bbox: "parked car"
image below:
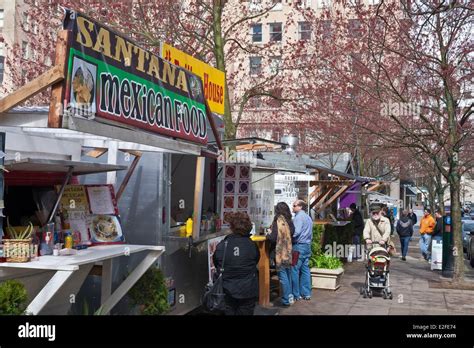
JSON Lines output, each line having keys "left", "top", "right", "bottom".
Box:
{"left": 462, "top": 216, "right": 473, "bottom": 221}
{"left": 462, "top": 221, "right": 474, "bottom": 252}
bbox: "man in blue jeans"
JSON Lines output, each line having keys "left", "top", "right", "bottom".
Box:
{"left": 291, "top": 200, "right": 313, "bottom": 301}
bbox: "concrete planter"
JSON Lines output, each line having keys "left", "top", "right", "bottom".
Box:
{"left": 310, "top": 267, "right": 344, "bottom": 290}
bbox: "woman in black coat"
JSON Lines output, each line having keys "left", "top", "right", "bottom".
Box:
{"left": 396, "top": 210, "right": 414, "bottom": 261}
{"left": 213, "top": 212, "right": 260, "bottom": 315}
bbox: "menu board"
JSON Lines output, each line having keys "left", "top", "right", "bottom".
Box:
{"left": 58, "top": 184, "right": 123, "bottom": 245}
{"left": 221, "top": 164, "right": 251, "bottom": 225}
{"left": 86, "top": 185, "right": 118, "bottom": 215}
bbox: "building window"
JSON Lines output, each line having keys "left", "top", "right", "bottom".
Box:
{"left": 22, "top": 41, "right": 30, "bottom": 59}
{"left": 347, "top": 0, "right": 361, "bottom": 6}
{"left": 269, "top": 56, "right": 281, "bottom": 74}
{"left": 298, "top": 21, "right": 311, "bottom": 40}
{"left": 348, "top": 19, "right": 362, "bottom": 37}
{"left": 251, "top": 24, "right": 262, "bottom": 43}
{"left": 0, "top": 10, "right": 4, "bottom": 31}
{"left": 0, "top": 42, "right": 4, "bottom": 85}
{"left": 271, "top": 0, "right": 282, "bottom": 11}
{"left": 249, "top": 0, "right": 262, "bottom": 12}
{"left": 317, "top": 0, "right": 332, "bottom": 9}
{"left": 23, "top": 12, "right": 30, "bottom": 32}
{"left": 269, "top": 22, "right": 282, "bottom": 42}
{"left": 297, "top": 0, "right": 312, "bottom": 9}
{"left": 321, "top": 20, "right": 332, "bottom": 39}
{"left": 250, "top": 56, "right": 262, "bottom": 75}
{"left": 368, "top": 0, "right": 381, "bottom": 5}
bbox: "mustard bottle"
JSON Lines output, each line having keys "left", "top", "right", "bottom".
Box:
{"left": 185, "top": 217, "right": 193, "bottom": 237}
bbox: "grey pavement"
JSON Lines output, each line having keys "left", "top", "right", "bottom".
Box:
{"left": 273, "top": 230, "right": 474, "bottom": 315}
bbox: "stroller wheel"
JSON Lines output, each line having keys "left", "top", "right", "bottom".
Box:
{"left": 382, "top": 291, "right": 387, "bottom": 299}
{"left": 368, "top": 290, "right": 373, "bottom": 298}
{"left": 388, "top": 293, "right": 393, "bottom": 300}
{"left": 362, "top": 289, "right": 367, "bottom": 298}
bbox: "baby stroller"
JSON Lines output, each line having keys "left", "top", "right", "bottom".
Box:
{"left": 360, "top": 242, "right": 393, "bottom": 299}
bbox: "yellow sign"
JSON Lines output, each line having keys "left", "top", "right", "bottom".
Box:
{"left": 161, "top": 43, "right": 226, "bottom": 115}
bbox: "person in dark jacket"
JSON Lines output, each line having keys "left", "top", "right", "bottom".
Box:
{"left": 213, "top": 212, "right": 259, "bottom": 315}
{"left": 268, "top": 202, "right": 295, "bottom": 306}
{"left": 427, "top": 210, "right": 443, "bottom": 262}
{"left": 408, "top": 209, "right": 418, "bottom": 226}
{"left": 350, "top": 203, "right": 364, "bottom": 260}
{"left": 396, "top": 209, "right": 414, "bottom": 261}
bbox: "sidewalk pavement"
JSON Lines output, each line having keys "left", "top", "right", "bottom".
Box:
{"left": 274, "top": 234, "right": 474, "bottom": 315}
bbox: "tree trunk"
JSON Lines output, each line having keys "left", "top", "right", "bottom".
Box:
{"left": 212, "top": 1, "right": 235, "bottom": 140}
{"left": 450, "top": 160, "right": 464, "bottom": 283}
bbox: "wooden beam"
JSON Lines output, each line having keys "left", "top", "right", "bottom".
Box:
{"left": 367, "top": 182, "right": 386, "bottom": 192}
{"left": 116, "top": 152, "right": 142, "bottom": 201}
{"left": 310, "top": 187, "right": 334, "bottom": 209}
{"left": 316, "top": 182, "right": 354, "bottom": 213}
{"left": 0, "top": 66, "right": 65, "bottom": 114}
{"left": 310, "top": 180, "right": 354, "bottom": 186}
{"left": 48, "top": 30, "right": 71, "bottom": 128}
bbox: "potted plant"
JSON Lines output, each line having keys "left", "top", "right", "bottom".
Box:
{"left": 310, "top": 254, "right": 344, "bottom": 291}
{"left": 127, "top": 268, "right": 170, "bottom": 315}
{"left": 0, "top": 280, "right": 29, "bottom": 315}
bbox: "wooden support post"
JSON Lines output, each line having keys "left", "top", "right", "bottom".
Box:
{"left": 48, "top": 30, "right": 71, "bottom": 128}
{"left": 192, "top": 156, "right": 205, "bottom": 239}
{"left": 256, "top": 239, "right": 270, "bottom": 307}
{"left": 0, "top": 66, "right": 65, "bottom": 114}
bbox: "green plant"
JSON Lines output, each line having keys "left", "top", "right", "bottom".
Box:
{"left": 309, "top": 224, "right": 324, "bottom": 268}
{"left": 0, "top": 280, "right": 28, "bottom": 315}
{"left": 6, "top": 219, "right": 34, "bottom": 240}
{"left": 128, "top": 268, "right": 169, "bottom": 315}
{"left": 313, "top": 254, "right": 343, "bottom": 270}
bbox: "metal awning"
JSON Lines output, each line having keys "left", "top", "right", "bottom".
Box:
{"left": 306, "top": 164, "right": 374, "bottom": 183}
{"left": 5, "top": 158, "right": 127, "bottom": 175}
{"left": 405, "top": 186, "right": 418, "bottom": 196}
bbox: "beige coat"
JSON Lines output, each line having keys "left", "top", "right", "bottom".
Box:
{"left": 363, "top": 216, "right": 391, "bottom": 243}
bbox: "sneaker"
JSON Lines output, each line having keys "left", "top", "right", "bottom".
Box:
{"left": 401, "top": 257, "right": 406, "bottom": 261}
{"left": 303, "top": 296, "right": 311, "bottom": 301}
{"left": 288, "top": 295, "right": 295, "bottom": 305}
{"left": 294, "top": 296, "right": 303, "bottom": 301}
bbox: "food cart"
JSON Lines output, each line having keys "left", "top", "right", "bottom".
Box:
{"left": 0, "top": 9, "right": 226, "bottom": 315}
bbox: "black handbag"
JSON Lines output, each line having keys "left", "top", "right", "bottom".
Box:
{"left": 202, "top": 240, "right": 228, "bottom": 313}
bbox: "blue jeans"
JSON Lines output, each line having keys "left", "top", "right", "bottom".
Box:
{"left": 277, "top": 267, "right": 293, "bottom": 305}
{"left": 291, "top": 243, "right": 312, "bottom": 299}
{"left": 352, "top": 235, "right": 361, "bottom": 259}
{"left": 400, "top": 236, "right": 410, "bottom": 257}
{"left": 419, "top": 234, "right": 432, "bottom": 259}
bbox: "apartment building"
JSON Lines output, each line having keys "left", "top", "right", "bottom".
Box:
{"left": 0, "top": 0, "right": 56, "bottom": 99}
{"left": 226, "top": 0, "right": 383, "bottom": 145}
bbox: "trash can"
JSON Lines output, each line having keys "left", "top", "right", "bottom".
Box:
{"left": 442, "top": 215, "right": 454, "bottom": 277}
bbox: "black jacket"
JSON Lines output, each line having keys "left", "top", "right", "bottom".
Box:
{"left": 433, "top": 217, "right": 443, "bottom": 237}
{"left": 396, "top": 217, "right": 414, "bottom": 237}
{"left": 213, "top": 233, "right": 260, "bottom": 299}
{"left": 351, "top": 209, "right": 364, "bottom": 236}
{"left": 409, "top": 213, "right": 417, "bottom": 225}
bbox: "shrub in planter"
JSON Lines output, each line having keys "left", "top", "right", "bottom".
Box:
{"left": 0, "top": 280, "right": 28, "bottom": 315}
{"left": 309, "top": 224, "right": 324, "bottom": 268}
{"left": 128, "top": 268, "right": 169, "bottom": 315}
{"left": 311, "top": 254, "right": 344, "bottom": 290}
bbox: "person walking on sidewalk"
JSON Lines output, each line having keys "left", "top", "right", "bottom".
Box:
{"left": 350, "top": 203, "right": 364, "bottom": 260}
{"left": 363, "top": 205, "right": 391, "bottom": 246}
{"left": 268, "top": 202, "right": 294, "bottom": 307}
{"left": 408, "top": 209, "right": 418, "bottom": 226}
{"left": 427, "top": 210, "right": 443, "bottom": 262}
{"left": 291, "top": 200, "right": 313, "bottom": 301}
{"left": 396, "top": 210, "right": 414, "bottom": 261}
{"left": 419, "top": 209, "right": 436, "bottom": 261}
